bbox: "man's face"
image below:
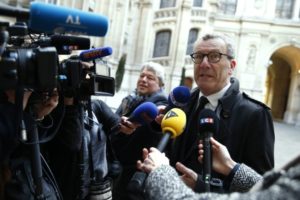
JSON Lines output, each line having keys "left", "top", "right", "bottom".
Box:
{"left": 193, "top": 38, "right": 236, "bottom": 96}
{"left": 137, "top": 68, "right": 161, "bottom": 96}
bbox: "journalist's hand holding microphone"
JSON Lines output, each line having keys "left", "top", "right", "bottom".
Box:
{"left": 198, "top": 137, "right": 237, "bottom": 176}
{"left": 119, "top": 116, "right": 140, "bottom": 135}
{"left": 138, "top": 137, "right": 239, "bottom": 190}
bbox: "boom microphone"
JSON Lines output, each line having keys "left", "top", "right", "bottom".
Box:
{"left": 111, "top": 102, "right": 158, "bottom": 132}
{"left": 0, "top": 2, "right": 109, "bottom": 37}
{"left": 79, "top": 47, "right": 113, "bottom": 62}
{"left": 127, "top": 108, "right": 186, "bottom": 193}
{"left": 198, "top": 109, "right": 219, "bottom": 192}
{"left": 164, "top": 86, "right": 190, "bottom": 113}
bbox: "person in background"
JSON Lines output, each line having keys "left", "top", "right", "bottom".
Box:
{"left": 136, "top": 138, "right": 300, "bottom": 200}
{"left": 111, "top": 62, "right": 168, "bottom": 200}
{"left": 165, "top": 33, "right": 274, "bottom": 192}
{"left": 183, "top": 76, "right": 194, "bottom": 90}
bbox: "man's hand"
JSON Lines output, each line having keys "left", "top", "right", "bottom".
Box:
{"left": 175, "top": 162, "right": 198, "bottom": 189}
{"left": 119, "top": 116, "right": 140, "bottom": 135}
{"left": 137, "top": 147, "right": 169, "bottom": 173}
{"left": 198, "top": 137, "right": 236, "bottom": 176}
{"left": 35, "top": 91, "right": 59, "bottom": 120}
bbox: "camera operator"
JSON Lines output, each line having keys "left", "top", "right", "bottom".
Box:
{"left": 45, "top": 61, "right": 138, "bottom": 200}
{"left": 0, "top": 88, "right": 60, "bottom": 200}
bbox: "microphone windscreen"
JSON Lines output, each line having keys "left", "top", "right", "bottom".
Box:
{"left": 130, "top": 102, "right": 158, "bottom": 125}
{"left": 168, "top": 86, "right": 191, "bottom": 107}
{"left": 79, "top": 47, "right": 113, "bottom": 61}
{"left": 161, "top": 108, "right": 186, "bottom": 138}
{"left": 28, "top": 2, "right": 108, "bottom": 37}
{"left": 198, "top": 109, "right": 219, "bottom": 134}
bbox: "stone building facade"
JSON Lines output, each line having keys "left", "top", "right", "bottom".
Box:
{"left": 1, "top": 0, "right": 300, "bottom": 125}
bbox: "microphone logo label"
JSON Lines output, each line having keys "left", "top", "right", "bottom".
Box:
{"left": 200, "top": 118, "right": 214, "bottom": 124}
{"left": 165, "top": 110, "right": 178, "bottom": 119}
{"left": 66, "top": 15, "right": 81, "bottom": 25}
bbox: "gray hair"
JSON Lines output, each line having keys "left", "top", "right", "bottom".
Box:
{"left": 141, "top": 62, "right": 165, "bottom": 87}
{"left": 193, "top": 33, "right": 235, "bottom": 58}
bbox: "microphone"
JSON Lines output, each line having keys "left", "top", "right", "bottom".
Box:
{"left": 111, "top": 102, "right": 158, "bottom": 133}
{"left": 79, "top": 47, "right": 113, "bottom": 62}
{"left": 157, "top": 108, "right": 186, "bottom": 151}
{"left": 198, "top": 109, "right": 219, "bottom": 192}
{"left": 164, "top": 86, "right": 190, "bottom": 113}
{"left": 0, "top": 2, "right": 108, "bottom": 37}
{"left": 127, "top": 108, "right": 186, "bottom": 193}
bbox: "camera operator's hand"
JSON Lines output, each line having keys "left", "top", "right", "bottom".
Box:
{"left": 4, "top": 89, "right": 32, "bottom": 109}
{"left": 118, "top": 116, "right": 140, "bottom": 135}
{"left": 34, "top": 90, "right": 59, "bottom": 121}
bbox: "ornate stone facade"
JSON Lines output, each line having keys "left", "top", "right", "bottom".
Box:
{"left": 1, "top": 0, "right": 300, "bottom": 125}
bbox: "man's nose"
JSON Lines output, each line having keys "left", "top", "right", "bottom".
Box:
{"left": 199, "top": 56, "right": 210, "bottom": 67}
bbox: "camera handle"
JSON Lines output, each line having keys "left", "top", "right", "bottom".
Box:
{"left": 0, "top": 30, "right": 9, "bottom": 56}
{"left": 29, "top": 119, "right": 46, "bottom": 199}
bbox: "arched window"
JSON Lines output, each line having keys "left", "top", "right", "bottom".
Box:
{"left": 186, "top": 29, "right": 198, "bottom": 55}
{"left": 153, "top": 31, "right": 171, "bottom": 57}
{"left": 275, "top": 0, "right": 294, "bottom": 19}
{"left": 218, "top": 0, "right": 237, "bottom": 15}
{"left": 160, "top": 0, "right": 176, "bottom": 9}
{"left": 193, "top": 0, "right": 203, "bottom": 7}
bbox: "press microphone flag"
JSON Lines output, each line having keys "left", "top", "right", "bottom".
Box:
{"left": 79, "top": 47, "right": 113, "bottom": 62}
{"left": 198, "top": 109, "right": 219, "bottom": 192}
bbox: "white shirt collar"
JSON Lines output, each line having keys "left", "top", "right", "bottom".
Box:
{"left": 199, "top": 82, "right": 231, "bottom": 110}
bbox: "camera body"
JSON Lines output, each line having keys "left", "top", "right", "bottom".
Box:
{"left": 0, "top": 46, "right": 58, "bottom": 92}
{"left": 0, "top": 21, "right": 114, "bottom": 98}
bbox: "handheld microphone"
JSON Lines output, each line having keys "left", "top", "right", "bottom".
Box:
{"left": 157, "top": 108, "right": 186, "bottom": 151}
{"left": 111, "top": 102, "right": 158, "bottom": 133}
{"left": 198, "top": 109, "right": 219, "bottom": 192}
{"left": 79, "top": 47, "right": 113, "bottom": 62}
{"left": 127, "top": 108, "right": 186, "bottom": 193}
{"left": 164, "top": 86, "right": 190, "bottom": 113}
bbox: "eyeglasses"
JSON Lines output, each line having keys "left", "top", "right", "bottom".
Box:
{"left": 190, "top": 52, "right": 233, "bottom": 64}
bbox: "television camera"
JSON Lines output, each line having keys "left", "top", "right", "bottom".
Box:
{"left": 0, "top": 2, "right": 114, "bottom": 99}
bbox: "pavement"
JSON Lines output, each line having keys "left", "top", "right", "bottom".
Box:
{"left": 273, "top": 121, "right": 300, "bottom": 169}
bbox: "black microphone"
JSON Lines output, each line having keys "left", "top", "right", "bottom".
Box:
{"left": 198, "top": 109, "right": 219, "bottom": 192}
{"left": 127, "top": 108, "right": 187, "bottom": 193}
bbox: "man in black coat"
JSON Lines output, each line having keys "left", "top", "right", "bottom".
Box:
{"left": 111, "top": 62, "right": 168, "bottom": 200}
{"left": 167, "top": 33, "right": 274, "bottom": 193}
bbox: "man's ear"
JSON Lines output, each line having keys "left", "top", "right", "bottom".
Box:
{"left": 229, "top": 59, "right": 236, "bottom": 75}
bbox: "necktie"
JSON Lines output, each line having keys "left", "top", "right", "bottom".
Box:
{"left": 198, "top": 96, "right": 209, "bottom": 111}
